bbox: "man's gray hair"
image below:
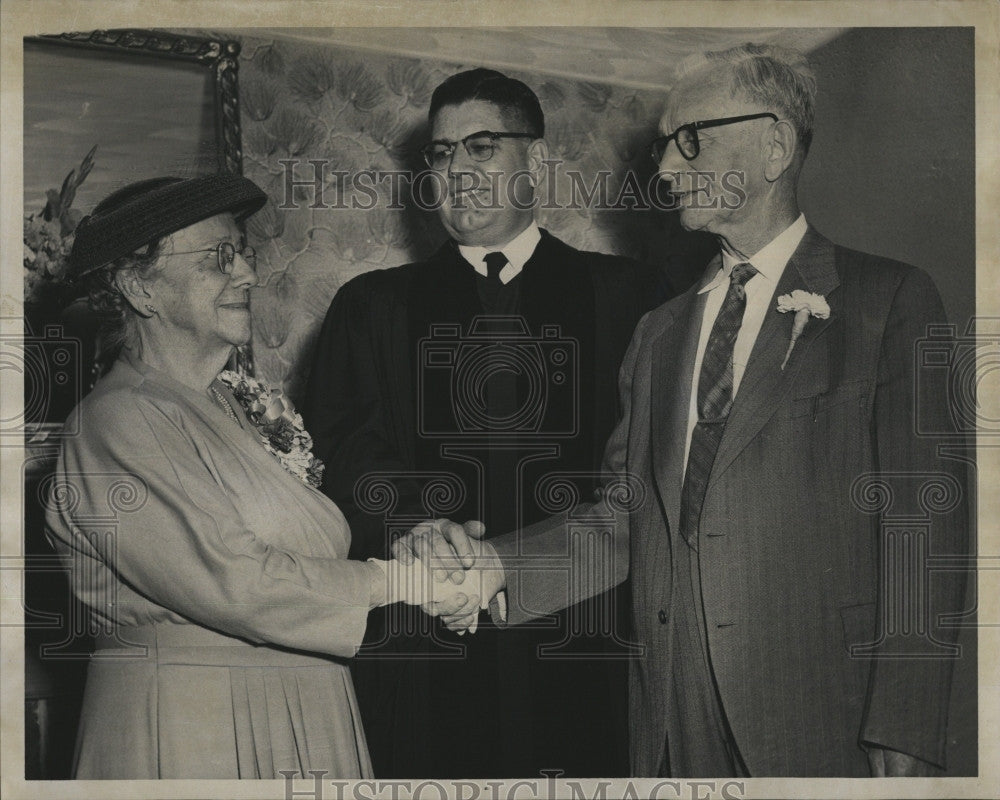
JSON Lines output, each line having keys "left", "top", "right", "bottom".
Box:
{"left": 677, "top": 42, "right": 817, "bottom": 154}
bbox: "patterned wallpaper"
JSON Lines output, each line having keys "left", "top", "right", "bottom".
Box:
{"left": 232, "top": 34, "right": 707, "bottom": 400}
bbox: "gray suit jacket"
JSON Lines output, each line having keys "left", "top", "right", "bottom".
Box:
{"left": 490, "top": 227, "right": 969, "bottom": 776}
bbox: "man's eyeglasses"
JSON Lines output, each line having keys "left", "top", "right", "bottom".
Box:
{"left": 421, "top": 130, "right": 537, "bottom": 170}
{"left": 649, "top": 112, "right": 778, "bottom": 162}
{"left": 164, "top": 242, "right": 257, "bottom": 275}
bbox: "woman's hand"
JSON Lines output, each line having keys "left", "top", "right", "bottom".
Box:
{"left": 374, "top": 555, "right": 504, "bottom": 635}
{"left": 378, "top": 556, "right": 480, "bottom": 615}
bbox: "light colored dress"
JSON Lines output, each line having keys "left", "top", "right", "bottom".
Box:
{"left": 44, "top": 354, "right": 378, "bottom": 779}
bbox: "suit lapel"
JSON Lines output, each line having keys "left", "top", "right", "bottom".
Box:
{"left": 708, "top": 227, "right": 841, "bottom": 488}
{"left": 651, "top": 260, "right": 716, "bottom": 535}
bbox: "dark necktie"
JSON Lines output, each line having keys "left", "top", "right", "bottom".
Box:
{"left": 484, "top": 251, "right": 508, "bottom": 283}
{"left": 679, "top": 261, "right": 758, "bottom": 547}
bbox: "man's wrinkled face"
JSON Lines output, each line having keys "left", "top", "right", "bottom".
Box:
{"left": 656, "top": 72, "right": 773, "bottom": 239}
{"left": 428, "top": 100, "right": 538, "bottom": 247}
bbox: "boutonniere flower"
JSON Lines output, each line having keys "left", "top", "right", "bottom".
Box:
{"left": 775, "top": 290, "right": 831, "bottom": 370}
{"left": 217, "top": 370, "right": 325, "bottom": 488}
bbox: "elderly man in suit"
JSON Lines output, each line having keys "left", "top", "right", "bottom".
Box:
{"left": 407, "top": 43, "right": 969, "bottom": 777}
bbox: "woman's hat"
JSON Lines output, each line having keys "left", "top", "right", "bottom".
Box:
{"left": 69, "top": 174, "right": 268, "bottom": 278}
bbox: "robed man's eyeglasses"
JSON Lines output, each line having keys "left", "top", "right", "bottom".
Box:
{"left": 421, "top": 130, "right": 537, "bottom": 170}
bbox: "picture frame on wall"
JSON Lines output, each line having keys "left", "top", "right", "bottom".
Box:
{"left": 22, "top": 28, "right": 250, "bottom": 430}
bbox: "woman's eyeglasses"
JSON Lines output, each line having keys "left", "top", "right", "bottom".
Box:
{"left": 163, "top": 242, "right": 257, "bottom": 274}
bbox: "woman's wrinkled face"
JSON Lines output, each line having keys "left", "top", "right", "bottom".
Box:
{"left": 148, "top": 213, "right": 257, "bottom": 350}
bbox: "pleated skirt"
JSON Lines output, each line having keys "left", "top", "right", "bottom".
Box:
{"left": 72, "top": 622, "right": 374, "bottom": 779}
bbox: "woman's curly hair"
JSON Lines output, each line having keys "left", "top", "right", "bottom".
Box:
{"left": 81, "top": 238, "right": 164, "bottom": 355}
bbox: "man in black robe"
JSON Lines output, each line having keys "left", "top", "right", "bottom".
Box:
{"left": 303, "top": 68, "right": 669, "bottom": 778}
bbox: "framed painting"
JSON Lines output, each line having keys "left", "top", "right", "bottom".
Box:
{"left": 21, "top": 28, "right": 250, "bottom": 430}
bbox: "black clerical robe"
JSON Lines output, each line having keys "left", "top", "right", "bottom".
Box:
{"left": 303, "top": 229, "right": 669, "bottom": 778}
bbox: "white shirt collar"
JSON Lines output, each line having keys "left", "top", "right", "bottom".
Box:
{"left": 700, "top": 213, "right": 808, "bottom": 293}
{"left": 458, "top": 222, "right": 542, "bottom": 285}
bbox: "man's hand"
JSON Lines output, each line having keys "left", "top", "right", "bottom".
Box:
{"left": 436, "top": 541, "right": 507, "bottom": 633}
{"left": 866, "top": 746, "right": 941, "bottom": 777}
{"left": 391, "top": 519, "right": 486, "bottom": 584}
{"left": 428, "top": 566, "right": 488, "bottom": 635}
{"left": 423, "top": 584, "right": 482, "bottom": 631}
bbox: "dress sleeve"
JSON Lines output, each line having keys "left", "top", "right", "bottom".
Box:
{"left": 49, "top": 388, "right": 383, "bottom": 659}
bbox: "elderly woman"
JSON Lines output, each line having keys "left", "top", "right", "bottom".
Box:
{"left": 44, "top": 175, "right": 481, "bottom": 779}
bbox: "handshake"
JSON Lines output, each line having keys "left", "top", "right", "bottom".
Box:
{"left": 372, "top": 519, "right": 505, "bottom": 634}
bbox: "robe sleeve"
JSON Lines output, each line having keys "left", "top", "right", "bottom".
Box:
{"left": 47, "top": 387, "right": 384, "bottom": 659}
{"left": 302, "top": 275, "right": 425, "bottom": 559}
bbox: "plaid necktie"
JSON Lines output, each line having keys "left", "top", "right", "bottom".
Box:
{"left": 679, "top": 261, "right": 757, "bottom": 547}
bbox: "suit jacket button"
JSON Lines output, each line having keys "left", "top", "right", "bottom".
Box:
{"left": 658, "top": 609, "right": 667, "bottom": 624}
